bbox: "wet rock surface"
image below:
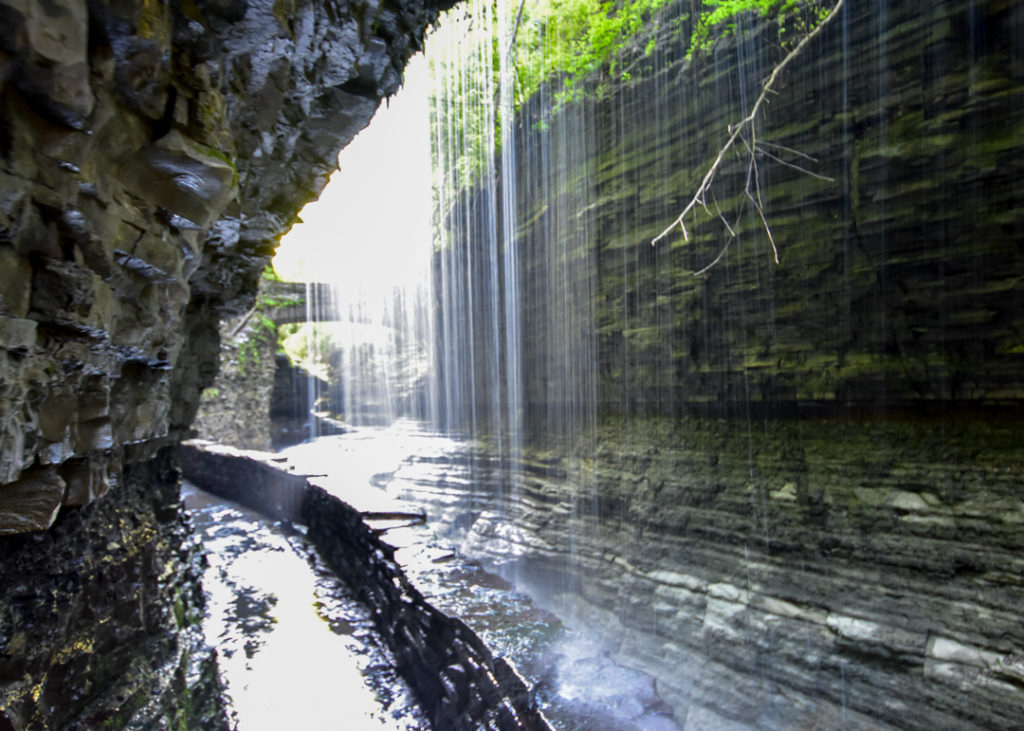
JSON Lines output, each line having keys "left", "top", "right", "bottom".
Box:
{"left": 0, "top": 0, "right": 452, "bottom": 528}
{"left": 392, "top": 417, "right": 1024, "bottom": 730}
{"left": 0, "top": 0, "right": 454, "bottom": 724}
{"left": 178, "top": 440, "right": 553, "bottom": 731}
{"left": 183, "top": 481, "right": 428, "bottom": 730}
{"left": 276, "top": 424, "right": 684, "bottom": 731}
{"left": 0, "top": 449, "right": 227, "bottom": 730}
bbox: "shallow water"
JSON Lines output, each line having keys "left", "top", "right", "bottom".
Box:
{"left": 277, "top": 421, "right": 680, "bottom": 731}
{"left": 182, "top": 482, "right": 427, "bottom": 730}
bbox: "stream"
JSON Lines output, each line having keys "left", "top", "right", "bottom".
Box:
{"left": 186, "top": 420, "right": 680, "bottom": 730}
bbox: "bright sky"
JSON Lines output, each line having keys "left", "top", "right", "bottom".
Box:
{"left": 273, "top": 54, "right": 433, "bottom": 294}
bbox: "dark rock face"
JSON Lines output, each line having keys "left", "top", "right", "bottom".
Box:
{"left": 431, "top": 1, "right": 1024, "bottom": 728}
{"left": 0, "top": 448, "right": 227, "bottom": 730}
{"left": 268, "top": 352, "right": 316, "bottom": 447}
{"left": 0, "top": 0, "right": 452, "bottom": 724}
{"left": 0, "top": 0, "right": 450, "bottom": 527}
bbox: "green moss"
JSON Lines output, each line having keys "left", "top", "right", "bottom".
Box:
{"left": 688, "top": 0, "right": 834, "bottom": 59}
{"left": 172, "top": 596, "right": 186, "bottom": 629}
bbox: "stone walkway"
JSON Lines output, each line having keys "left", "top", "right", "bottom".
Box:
{"left": 183, "top": 482, "right": 427, "bottom": 730}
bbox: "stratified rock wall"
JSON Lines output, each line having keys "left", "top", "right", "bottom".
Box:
{"left": 399, "top": 415, "right": 1024, "bottom": 730}
{"left": 431, "top": 1, "right": 1024, "bottom": 729}
{"left": 0, "top": 0, "right": 452, "bottom": 725}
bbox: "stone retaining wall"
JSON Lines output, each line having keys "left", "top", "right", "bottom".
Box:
{"left": 177, "top": 442, "right": 552, "bottom": 731}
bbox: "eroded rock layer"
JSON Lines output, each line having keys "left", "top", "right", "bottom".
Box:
{"left": 395, "top": 417, "right": 1024, "bottom": 729}
{"left": 0, "top": 0, "right": 451, "bottom": 725}
{"left": 429, "top": 0, "right": 1024, "bottom": 728}
{"left": 0, "top": 449, "right": 226, "bottom": 729}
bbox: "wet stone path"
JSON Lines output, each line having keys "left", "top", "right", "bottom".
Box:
{"left": 278, "top": 425, "right": 681, "bottom": 731}
{"left": 182, "top": 423, "right": 680, "bottom": 730}
{"left": 182, "top": 481, "right": 427, "bottom": 731}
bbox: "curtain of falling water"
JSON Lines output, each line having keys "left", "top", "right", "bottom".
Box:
{"left": 497, "top": 0, "right": 523, "bottom": 482}
{"left": 283, "top": 58, "right": 435, "bottom": 434}
{"left": 304, "top": 279, "right": 320, "bottom": 438}
{"left": 428, "top": 1, "right": 519, "bottom": 457}
{"left": 427, "top": 0, "right": 601, "bottom": 617}
{"left": 427, "top": 0, "right": 519, "bottom": 556}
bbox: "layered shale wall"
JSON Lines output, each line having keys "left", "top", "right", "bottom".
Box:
{"left": 433, "top": 1, "right": 1024, "bottom": 728}
{"left": 0, "top": 0, "right": 451, "bottom": 726}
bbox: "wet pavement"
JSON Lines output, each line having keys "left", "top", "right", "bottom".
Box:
{"left": 183, "top": 482, "right": 427, "bottom": 730}
{"left": 183, "top": 421, "right": 680, "bottom": 730}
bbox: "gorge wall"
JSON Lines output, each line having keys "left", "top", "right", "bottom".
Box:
{"left": 0, "top": 0, "right": 451, "bottom": 726}
{"left": 430, "top": 1, "right": 1024, "bottom": 728}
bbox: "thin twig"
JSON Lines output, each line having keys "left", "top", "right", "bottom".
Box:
{"left": 229, "top": 304, "right": 259, "bottom": 338}
{"left": 508, "top": 0, "right": 527, "bottom": 55}
{"left": 759, "top": 140, "right": 820, "bottom": 162}
{"left": 650, "top": 0, "right": 845, "bottom": 250}
{"left": 751, "top": 126, "right": 765, "bottom": 211}
{"left": 712, "top": 190, "right": 736, "bottom": 237}
{"left": 757, "top": 147, "right": 835, "bottom": 182}
{"left": 756, "top": 202, "right": 779, "bottom": 263}
{"left": 697, "top": 193, "right": 750, "bottom": 275}
{"left": 693, "top": 239, "right": 734, "bottom": 276}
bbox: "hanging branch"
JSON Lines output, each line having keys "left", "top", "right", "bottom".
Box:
{"left": 651, "top": 0, "right": 846, "bottom": 274}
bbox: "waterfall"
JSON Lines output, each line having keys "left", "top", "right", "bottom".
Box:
{"left": 277, "top": 58, "right": 435, "bottom": 434}
{"left": 426, "top": 0, "right": 603, "bottom": 614}
{"left": 273, "top": 2, "right": 1024, "bottom": 727}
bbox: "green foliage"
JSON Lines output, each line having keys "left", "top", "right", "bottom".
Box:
{"left": 430, "top": 0, "right": 676, "bottom": 195}
{"left": 514, "top": 0, "right": 673, "bottom": 105}
{"left": 510, "top": 0, "right": 834, "bottom": 102}
{"left": 687, "top": 0, "right": 833, "bottom": 58}
{"left": 260, "top": 294, "right": 305, "bottom": 309}
{"left": 278, "top": 322, "right": 341, "bottom": 381}
{"left": 431, "top": 0, "right": 833, "bottom": 192}
{"left": 235, "top": 300, "right": 281, "bottom": 376}
{"left": 237, "top": 318, "right": 275, "bottom": 375}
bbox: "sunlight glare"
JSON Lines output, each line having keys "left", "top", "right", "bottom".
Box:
{"left": 273, "top": 54, "right": 432, "bottom": 292}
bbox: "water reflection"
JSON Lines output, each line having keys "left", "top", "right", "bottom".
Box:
{"left": 183, "top": 483, "right": 426, "bottom": 730}
{"left": 277, "top": 421, "right": 680, "bottom": 730}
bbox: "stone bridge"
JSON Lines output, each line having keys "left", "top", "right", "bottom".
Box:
{"left": 262, "top": 281, "right": 340, "bottom": 324}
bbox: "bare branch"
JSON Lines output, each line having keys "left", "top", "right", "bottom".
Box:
{"left": 508, "top": 0, "right": 528, "bottom": 54}
{"left": 755, "top": 201, "right": 779, "bottom": 264}
{"left": 757, "top": 146, "right": 836, "bottom": 182}
{"left": 758, "top": 140, "right": 820, "bottom": 162}
{"left": 651, "top": 0, "right": 846, "bottom": 268}
{"left": 693, "top": 238, "right": 734, "bottom": 277}
{"left": 712, "top": 191, "right": 736, "bottom": 238}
